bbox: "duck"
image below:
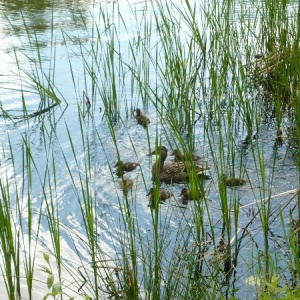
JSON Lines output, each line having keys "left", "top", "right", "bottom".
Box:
{"left": 148, "top": 146, "right": 210, "bottom": 184}
{"left": 221, "top": 174, "right": 247, "bottom": 187}
{"left": 114, "top": 160, "right": 140, "bottom": 175}
{"left": 179, "top": 187, "right": 204, "bottom": 201}
{"left": 171, "top": 149, "right": 202, "bottom": 162}
{"left": 134, "top": 108, "right": 150, "bottom": 127}
{"left": 119, "top": 178, "right": 133, "bottom": 190}
{"left": 147, "top": 187, "right": 171, "bottom": 208}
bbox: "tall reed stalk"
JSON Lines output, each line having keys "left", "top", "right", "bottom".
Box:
{"left": 2, "top": 0, "right": 300, "bottom": 299}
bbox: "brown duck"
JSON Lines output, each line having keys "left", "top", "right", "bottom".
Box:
{"left": 148, "top": 146, "right": 209, "bottom": 184}
{"left": 221, "top": 174, "right": 247, "bottom": 187}
{"left": 171, "top": 149, "right": 202, "bottom": 162}
{"left": 147, "top": 187, "right": 171, "bottom": 208}
{"left": 179, "top": 187, "right": 204, "bottom": 201}
{"left": 134, "top": 108, "right": 150, "bottom": 127}
{"left": 114, "top": 160, "right": 140, "bottom": 176}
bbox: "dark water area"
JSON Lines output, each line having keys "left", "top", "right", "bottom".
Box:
{"left": 0, "top": 0, "right": 299, "bottom": 298}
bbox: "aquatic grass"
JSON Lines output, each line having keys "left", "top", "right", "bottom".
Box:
{"left": 3, "top": 0, "right": 300, "bottom": 299}
{"left": 200, "top": 0, "right": 287, "bottom": 294}
{"left": 0, "top": 15, "right": 62, "bottom": 134}
{"left": 0, "top": 177, "right": 20, "bottom": 300}
{"left": 0, "top": 118, "right": 64, "bottom": 299}
{"left": 252, "top": 0, "right": 300, "bottom": 285}
{"left": 149, "top": 5, "right": 235, "bottom": 298}
{"left": 19, "top": 135, "right": 41, "bottom": 300}
{"left": 111, "top": 0, "right": 274, "bottom": 296}
{"left": 14, "top": 12, "right": 62, "bottom": 105}
{"left": 63, "top": 111, "right": 103, "bottom": 298}
{"left": 150, "top": 1, "right": 202, "bottom": 138}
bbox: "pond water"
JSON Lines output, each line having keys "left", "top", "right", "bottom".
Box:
{"left": 0, "top": 0, "right": 299, "bottom": 299}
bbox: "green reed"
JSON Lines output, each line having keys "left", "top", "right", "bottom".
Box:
{"left": 0, "top": 177, "right": 19, "bottom": 300}
{"left": 3, "top": 0, "right": 300, "bottom": 299}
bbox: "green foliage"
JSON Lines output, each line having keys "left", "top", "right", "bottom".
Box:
{"left": 40, "top": 252, "right": 90, "bottom": 300}
{"left": 255, "top": 275, "right": 300, "bottom": 300}
{"left": 2, "top": 0, "right": 300, "bottom": 299}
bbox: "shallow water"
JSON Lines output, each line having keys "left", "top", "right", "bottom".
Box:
{"left": 0, "top": 0, "right": 299, "bottom": 299}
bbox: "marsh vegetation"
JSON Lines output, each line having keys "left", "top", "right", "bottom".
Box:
{"left": 0, "top": 0, "right": 300, "bottom": 299}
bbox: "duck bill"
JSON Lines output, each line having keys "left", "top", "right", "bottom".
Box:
{"left": 146, "top": 150, "right": 156, "bottom": 156}
{"left": 147, "top": 147, "right": 167, "bottom": 156}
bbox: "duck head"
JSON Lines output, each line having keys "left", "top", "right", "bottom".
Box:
{"left": 148, "top": 146, "right": 168, "bottom": 177}
{"left": 147, "top": 146, "right": 168, "bottom": 156}
{"left": 134, "top": 108, "right": 141, "bottom": 116}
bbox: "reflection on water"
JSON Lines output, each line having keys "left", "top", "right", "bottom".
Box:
{"left": 0, "top": 0, "right": 92, "bottom": 35}
{"left": 0, "top": 0, "right": 92, "bottom": 11}
{"left": 1, "top": 0, "right": 55, "bottom": 11}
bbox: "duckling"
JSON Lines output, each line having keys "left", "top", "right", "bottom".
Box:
{"left": 134, "top": 108, "right": 150, "bottom": 127}
{"left": 119, "top": 178, "right": 133, "bottom": 190}
{"left": 275, "top": 128, "right": 284, "bottom": 146}
{"left": 221, "top": 174, "right": 247, "bottom": 187}
{"left": 114, "top": 160, "right": 140, "bottom": 176}
{"left": 171, "top": 149, "right": 202, "bottom": 162}
{"left": 149, "top": 146, "right": 209, "bottom": 184}
{"left": 147, "top": 187, "right": 171, "bottom": 208}
{"left": 179, "top": 187, "right": 204, "bottom": 201}
{"left": 254, "top": 54, "right": 263, "bottom": 59}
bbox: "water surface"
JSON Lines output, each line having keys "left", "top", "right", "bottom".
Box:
{"left": 0, "top": 0, "right": 299, "bottom": 299}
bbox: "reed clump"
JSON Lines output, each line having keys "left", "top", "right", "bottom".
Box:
{"left": 3, "top": 0, "right": 300, "bottom": 299}
{"left": 251, "top": 46, "right": 300, "bottom": 103}
{"left": 248, "top": 40, "right": 300, "bottom": 150}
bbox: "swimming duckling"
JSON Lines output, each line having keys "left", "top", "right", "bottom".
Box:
{"left": 147, "top": 187, "right": 172, "bottom": 201}
{"left": 275, "top": 128, "right": 284, "bottom": 146}
{"left": 114, "top": 160, "right": 140, "bottom": 176}
{"left": 221, "top": 174, "right": 247, "bottom": 187}
{"left": 254, "top": 54, "right": 263, "bottom": 59}
{"left": 179, "top": 187, "right": 204, "bottom": 201}
{"left": 149, "top": 146, "right": 209, "bottom": 184}
{"left": 147, "top": 187, "right": 171, "bottom": 208}
{"left": 171, "top": 149, "right": 202, "bottom": 162}
{"left": 134, "top": 108, "right": 150, "bottom": 127}
{"left": 118, "top": 178, "right": 133, "bottom": 190}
